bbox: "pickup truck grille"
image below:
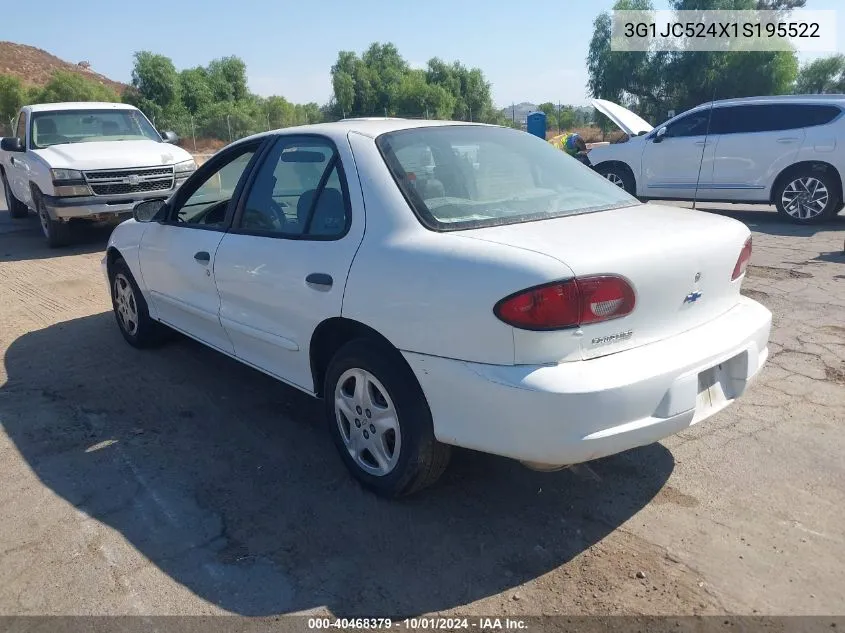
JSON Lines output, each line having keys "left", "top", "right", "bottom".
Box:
{"left": 84, "top": 167, "right": 174, "bottom": 196}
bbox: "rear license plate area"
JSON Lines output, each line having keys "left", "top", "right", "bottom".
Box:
{"left": 693, "top": 362, "right": 731, "bottom": 422}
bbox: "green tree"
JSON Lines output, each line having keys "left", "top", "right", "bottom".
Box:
{"left": 179, "top": 67, "right": 213, "bottom": 114}
{"left": 0, "top": 74, "right": 28, "bottom": 125}
{"left": 794, "top": 55, "right": 845, "bottom": 94}
{"left": 207, "top": 56, "right": 249, "bottom": 102}
{"left": 129, "top": 52, "right": 180, "bottom": 114}
{"left": 329, "top": 43, "right": 495, "bottom": 121}
{"left": 33, "top": 70, "right": 119, "bottom": 104}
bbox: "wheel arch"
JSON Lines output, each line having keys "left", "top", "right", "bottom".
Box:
{"left": 593, "top": 160, "right": 636, "bottom": 188}
{"left": 105, "top": 246, "right": 124, "bottom": 279}
{"left": 770, "top": 161, "right": 843, "bottom": 205}
{"left": 309, "top": 317, "right": 413, "bottom": 398}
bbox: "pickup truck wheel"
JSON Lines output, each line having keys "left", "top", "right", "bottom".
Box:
{"left": 324, "top": 338, "right": 451, "bottom": 497}
{"left": 109, "top": 258, "right": 165, "bottom": 348}
{"left": 1, "top": 172, "right": 28, "bottom": 219}
{"left": 32, "top": 188, "right": 71, "bottom": 248}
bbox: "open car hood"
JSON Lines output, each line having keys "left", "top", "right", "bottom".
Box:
{"left": 591, "top": 99, "right": 654, "bottom": 136}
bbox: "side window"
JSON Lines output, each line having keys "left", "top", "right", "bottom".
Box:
{"left": 665, "top": 112, "right": 711, "bottom": 138}
{"left": 15, "top": 113, "right": 26, "bottom": 142}
{"left": 171, "top": 144, "right": 257, "bottom": 228}
{"left": 793, "top": 104, "right": 842, "bottom": 128}
{"left": 719, "top": 105, "right": 807, "bottom": 135}
{"left": 239, "top": 138, "right": 348, "bottom": 238}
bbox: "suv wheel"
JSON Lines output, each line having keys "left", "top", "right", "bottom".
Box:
{"left": 774, "top": 167, "right": 841, "bottom": 224}
{"left": 596, "top": 163, "right": 635, "bottom": 195}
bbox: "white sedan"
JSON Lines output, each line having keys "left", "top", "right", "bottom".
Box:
{"left": 103, "top": 119, "right": 772, "bottom": 497}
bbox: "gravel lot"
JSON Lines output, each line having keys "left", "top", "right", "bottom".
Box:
{"left": 0, "top": 194, "right": 843, "bottom": 617}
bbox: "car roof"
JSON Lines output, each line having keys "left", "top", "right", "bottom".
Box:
{"left": 237, "top": 118, "right": 492, "bottom": 144}
{"left": 25, "top": 102, "right": 139, "bottom": 113}
{"left": 693, "top": 94, "right": 845, "bottom": 111}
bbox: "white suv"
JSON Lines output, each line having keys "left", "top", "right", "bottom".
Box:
{"left": 588, "top": 95, "right": 845, "bottom": 224}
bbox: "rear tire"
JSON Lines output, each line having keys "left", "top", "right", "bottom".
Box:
{"left": 109, "top": 258, "right": 166, "bottom": 348}
{"left": 324, "top": 338, "right": 451, "bottom": 497}
{"left": 596, "top": 163, "right": 636, "bottom": 195}
{"left": 1, "top": 171, "right": 29, "bottom": 219}
{"left": 774, "top": 166, "right": 841, "bottom": 224}
{"left": 32, "top": 187, "right": 71, "bottom": 248}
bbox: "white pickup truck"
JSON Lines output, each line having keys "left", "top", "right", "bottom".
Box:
{"left": 1, "top": 102, "right": 196, "bottom": 247}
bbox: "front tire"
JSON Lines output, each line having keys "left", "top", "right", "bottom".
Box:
{"left": 774, "top": 167, "right": 841, "bottom": 224}
{"left": 32, "top": 188, "right": 71, "bottom": 248}
{"left": 109, "top": 258, "right": 164, "bottom": 348}
{"left": 1, "top": 171, "right": 29, "bottom": 219}
{"left": 596, "top": 163, "right": 636, "bottom": 195}
{"left": 324, "top": 338, "right": 451, "bottom": 497}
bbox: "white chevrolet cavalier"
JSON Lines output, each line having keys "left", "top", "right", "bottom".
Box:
{"left": 103, "top": 119, "right": 772, "bottom": 497}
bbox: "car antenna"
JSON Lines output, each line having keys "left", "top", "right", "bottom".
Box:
{"left": 692, "top": 86, "right": 717, "bottom": 211}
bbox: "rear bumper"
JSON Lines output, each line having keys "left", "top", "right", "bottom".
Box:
{"left": 403, "top": 297, "right": 772, "bottom": 466}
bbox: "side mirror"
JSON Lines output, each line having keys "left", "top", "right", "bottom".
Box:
{"left": 653, "top": 126, "right": 667, "bottom": 143}
{"left": 133, "top": 199, "right": 167, "bottom": 223}
{"left": 1, "top": 137, "right": 25, "bottom": 152}
{"left": 160, "top": 130, "right": 179, "bottom": 144}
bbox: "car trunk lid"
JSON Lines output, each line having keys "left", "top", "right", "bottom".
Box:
{"left": 461, "top": 204, "right": 750, "bottom": 363}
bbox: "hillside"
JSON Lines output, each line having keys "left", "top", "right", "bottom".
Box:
{"left": 0, "top": 41, "right": 127, "bottom": 94}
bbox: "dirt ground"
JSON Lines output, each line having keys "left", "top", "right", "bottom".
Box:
{"left": 0, "top": 194, "right": 843, "bottom": 617}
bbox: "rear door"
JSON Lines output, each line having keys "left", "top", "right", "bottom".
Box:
{"left": 641, "top": 109, "right": 717, "bottom": 199}
{"left": 139, "top": 139, "right": 263, "bottom": 353}
{"left": 710, "top": 104, "right": 805, "bottom": 201}
{"left": 214, "top": 134, "right": 365, "bottom": 392}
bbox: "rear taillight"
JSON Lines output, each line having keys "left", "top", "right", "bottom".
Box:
{"left": 494, "top": 275, "right": 636, "bottom": 331}
{"left": 732, "top": 237, "right": 752, "bottom": 280}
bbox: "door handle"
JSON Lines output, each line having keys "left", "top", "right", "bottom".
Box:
{"left": 694, "top": 140, "right": 707, "bottom": 146}
{"left": 777, "top": 137, "right": 798, "bottom": 143}
{"left": 194, "top": 251, "right": 210, "bottom": 264}
{"left": 306, "top": 273, "right": 333, "bottom": 289}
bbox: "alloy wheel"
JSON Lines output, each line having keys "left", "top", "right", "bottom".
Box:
{"left": 781, "top": 176, "right": 829, "bottom": 220}
{"left": 334, "top": 368, "right": 402, "bottom": 476}
{"left": 605, "top": 172, "right": 625, "bottom": 188}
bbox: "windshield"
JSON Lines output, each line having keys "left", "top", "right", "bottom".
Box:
{"left": 376, "top": 125, "right": 639, "bottom": 231}
{"left": 30, "top": 109, "right": 162, "bottom": 149}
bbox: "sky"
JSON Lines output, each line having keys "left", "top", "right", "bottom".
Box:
{"left": 1, "top": 0, "right": 843, "bottom": 109}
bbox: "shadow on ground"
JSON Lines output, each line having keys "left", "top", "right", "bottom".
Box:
{"left": 0, "top": 209, "right": 112, "bottom": 261}
{"left": 691, "top": 205, "right": 845, "bottom": 238}
{"left": 0, "top": 312, "right": 674, "bottom": 616}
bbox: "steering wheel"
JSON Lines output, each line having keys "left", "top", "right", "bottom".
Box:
{"left": 266, "top": 199, "right": 287, "bottom": 227}
{"left": 242, "top": 200, "right": 288, "bottom": 231}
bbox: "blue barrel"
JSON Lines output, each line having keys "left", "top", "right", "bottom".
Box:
{"left": 526, "top": 111, "right": 546, "bottom": 139}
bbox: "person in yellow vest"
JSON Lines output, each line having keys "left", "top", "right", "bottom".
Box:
{"left": 551, "top": 132, "right": 590, "bottom": 165}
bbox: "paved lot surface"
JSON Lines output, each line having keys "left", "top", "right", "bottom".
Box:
{"left": 0, "top": 195, "right": 843, "bottom": 617}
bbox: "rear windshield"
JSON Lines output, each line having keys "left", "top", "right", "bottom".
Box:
{"left": 375, "top": 125, "right": 638, "bottom": 231}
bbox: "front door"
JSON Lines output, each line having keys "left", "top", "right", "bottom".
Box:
{"left": 7, "top": 112, "right": 32, "bottom": 205}
{"left": 641, "top": 109, "right": 717, "bottom": 200}
{"left": 214, "top": 135, "right": 365, "bottom": 392}
{"left": 139, "top": 141, "right": 262, "bottom": 353}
